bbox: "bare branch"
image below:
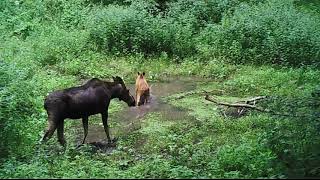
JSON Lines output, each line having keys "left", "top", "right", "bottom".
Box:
{"left": 173, "top": 89, "right": 225, "bottom": 100}
{"left": 204, "top": 95, "right": 267, "bottom": 112}
{"left": 204, "top": 95, "right": 313, "bottom": 118}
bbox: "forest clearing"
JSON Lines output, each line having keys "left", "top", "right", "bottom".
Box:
{"left": 1, "top": 0, "right": 320, "bottom": 178}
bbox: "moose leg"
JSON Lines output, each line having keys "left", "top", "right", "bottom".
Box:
{"left": 82, "top": 116, "right": 89, "bottom": 144}
{"left": 101, "top": 112, "right": 111, "bottom": 143}
{"left": 57, "top": 120, "right": 66, "bottom": 146}
{"left": 41, "top": 117, "right": 57, "bottom": 143}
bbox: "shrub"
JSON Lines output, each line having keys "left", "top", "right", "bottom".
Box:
{"left": 0, "top": 58, "right": 76, "bottom": 159}
{"left": 197, "top": 0, "right": 320, "bottom": 67}
{"left": 86, "top": 4, "right": 196, "bottom": 57}
{"left": 31, "top": 27, "right": 90, "bottom": 66}
{"left": 263, "top": 116, "right": 320, "bottom": 177}
{"left": 0, "top": 62, "right": 42, "bottom": 159}
{"left": 215, "top": 136, "right": 282, "bottom": 178}
{"left": 167, "top": 0, "right": 240, "bottom": 27}
{"left": 86, "top": 5, "right": 147, "bottom": 54}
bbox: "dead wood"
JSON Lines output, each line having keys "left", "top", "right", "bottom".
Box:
{"left": 173, "top": 89, "right": 225, "bottom": 100}
{"left": 204, "top": 95, "right": 312, "bottom": 118}
{"left": 205, "top": 95, "right": 268, "bottom": 112}
{"left": 237, "top": 96, "right": 267, "bottom": 105}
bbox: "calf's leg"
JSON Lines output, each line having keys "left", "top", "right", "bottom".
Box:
{"left": 139, "top": 95, "right": 145, "bottom": 106}
{"left": 136, "top": 92, "right": 141, "bottom": 106}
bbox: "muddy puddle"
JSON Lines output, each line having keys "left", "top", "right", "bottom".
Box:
{"left": 73, "top": 76, "right": 208, "bottom": 151}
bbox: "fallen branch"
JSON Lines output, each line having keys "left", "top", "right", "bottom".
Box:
{"left": 241, "top": 96, "right": 267, "bottom": 105}
{"left": 204, "top": 95, "right": 313, "bottom": 118}
{"left": 205, "top": 95, "right": 267, "bottom": 112}
{"left": 173, "top": 89, "right": 225, "bottom": 100}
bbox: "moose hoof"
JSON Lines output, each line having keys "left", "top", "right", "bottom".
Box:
{"left": 76, "top": 143, "right": 84, "bottom": 149}
{"left": 59, "top": 140, "right": 67, "bottom": 147}
{"left": 112, "top": 137, "right": 118, "bottom": 143}
{"left": 106, "top": 138, "right": 117, "bottom": 147}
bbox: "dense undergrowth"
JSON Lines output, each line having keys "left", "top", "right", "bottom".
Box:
{"left": 0, "top": 0, "right": 320, "bottom": 178}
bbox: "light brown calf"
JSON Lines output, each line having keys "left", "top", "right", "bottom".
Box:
{"left": 135, "top": 72, "right": 150, "bottom": 106}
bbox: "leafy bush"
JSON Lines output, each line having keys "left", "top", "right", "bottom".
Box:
{"left": 168, "top": 0, "right": 240, "bottom": 27}
{"left": 262, "top": 116, "right": 320, "bottom": 177}
{"left": 86, "top": 3, "right": 196, "bottom": 57}
{"left": 223, "top": 66, "right": 320, "bottom": 97}
{"left": 215, "top": 136, "right": 281, "bottom": 178}
{"left": 0, "top": 0, "right": 44, "bottom": 40}
{"left": 0, "top": 58, "right": 76, "bottom": 159}
{"left": 31, "top": 27, "right": 90, "bottom": 66}
{"left": 197, "top": 0, "right": 320, "bottom": 67}
{"left": 86, "top": 5, "right": 147, "bottom": 54}
{"left": 0, "top": 62, "right": 41, "bottom": 159}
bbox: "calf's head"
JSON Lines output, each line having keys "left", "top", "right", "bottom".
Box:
{"left": 136, "top": 72, "right": 146, "bottom": 80}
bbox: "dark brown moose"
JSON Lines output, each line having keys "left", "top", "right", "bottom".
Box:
{"left": 40, "top": 76, "right": 135, "bottom": 146}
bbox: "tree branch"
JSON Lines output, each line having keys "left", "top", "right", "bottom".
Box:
{"left": 204, "top": 95, "right": 313, "bottom": 118}
{"left": 173, "top": 89, "right": 225, "bottom": 100}
{"left": 204, "top": 95, "right": 267, "bottom": 112}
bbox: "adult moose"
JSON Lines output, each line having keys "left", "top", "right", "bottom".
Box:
{"left": 135, "top": 72, "right": 150, "bottom": 106}
{"left": 41, "top": 76, "right": 135, "bottom": 146}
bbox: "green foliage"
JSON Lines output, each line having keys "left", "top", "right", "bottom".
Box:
{"left": 215, "top": 136, "right": 280, "bottom": 178}
{"left": 0, "top": 61, "right": 39, "bottom": 159}
{"left": 86, "top": 5, "right": 148, "bottom": 54}
{"left": 0, "top": 59, "right": 77, "bottom": 159}
{"left": 2, "top": 0, "right": 319, "bottom": 66}
{"left": 261, "top": 115, "right": 320, "bottom": 177}
{"left": 294, "top": 0, "right": 320, "bottom": 15}
{"left": 86, "top": 3, "right": 196, "bottom": 57}
{"left": 223, "top": 66, "right": 320, "bottom": 96}
{"left": 166, "top": 65, "right": 320, "bottom": 178}
{"left": 168, "top": 0, "right": 240, "bottom": 27}
{"left": 31, "top": 27, "right": 90, "bottom": 66}
{"left": 198, "top": 0, "right": 320, "bottom": 67}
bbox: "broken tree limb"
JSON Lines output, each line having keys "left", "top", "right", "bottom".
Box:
{"left": 173, "top": 89, "right": 225, "bottom": 100}
{"left": 241, "top": 96, "right": 267, "bottom": 105}
{"left": 204, "top": 95, "right": 268, "bottom": 112}
{"left": 204, "top": 95, "right": 314, "bottom": 118}
{"left": 246, "top": 96, "right": 267, "bottom": 102}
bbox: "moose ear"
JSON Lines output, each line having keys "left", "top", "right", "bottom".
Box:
{"left": 112, "top": 76, "right": 116, "bottom": 81}
{"left": 142, "top": 72, "right": 145, "bottom": 76}
{"left": 116, "top": 76, "right": 122, "bottom": 81}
